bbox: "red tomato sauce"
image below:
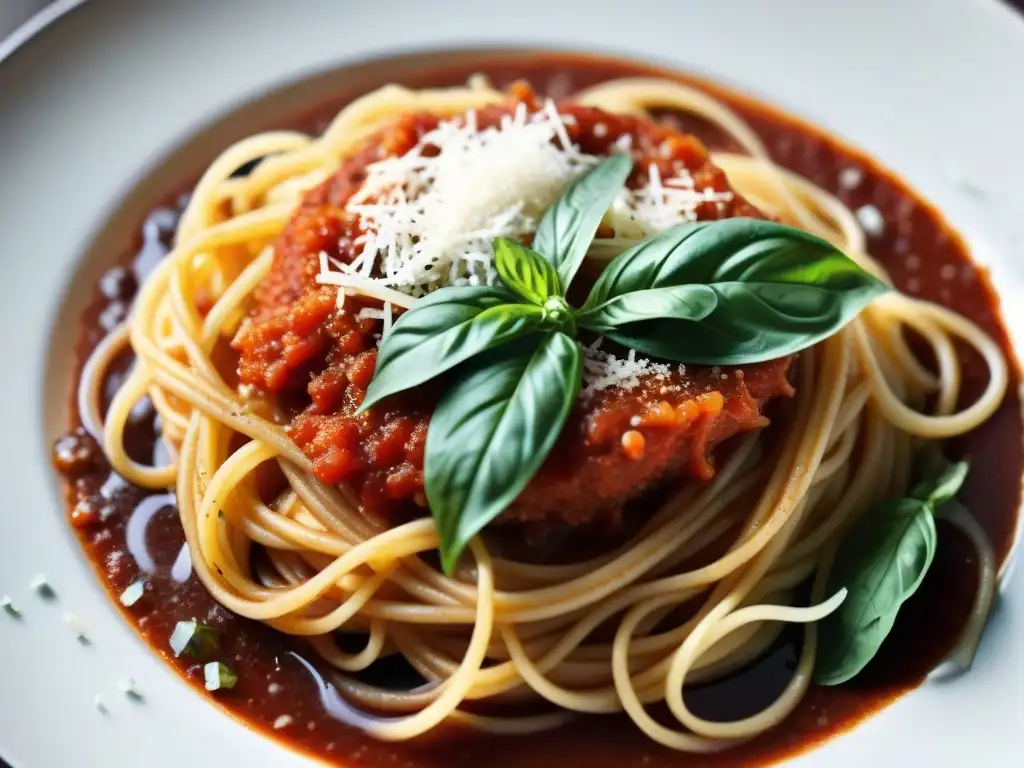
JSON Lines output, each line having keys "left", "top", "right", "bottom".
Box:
{"left": 52, "top": 51, "right": 1022, "bottom": 768}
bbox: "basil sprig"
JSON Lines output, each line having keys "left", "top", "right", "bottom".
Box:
{"left": 815, "top": 458, "right": 972, "bottom": 685}
{"left": 358, "top": 155, "right": 887, "bottom": 571}
{"left": 577, "top": 218, "right": 886, "bottom": 364}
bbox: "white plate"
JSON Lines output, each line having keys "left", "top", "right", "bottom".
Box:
{"left": 1, "top": 1, "right": 1022, "bottom": 766}
{"left": 0, "top": 1, "right": 49, "bottom": 42}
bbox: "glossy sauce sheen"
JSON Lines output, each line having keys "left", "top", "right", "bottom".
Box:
{"left": 54, "top": 53, "right": 1022, "bottom": 767}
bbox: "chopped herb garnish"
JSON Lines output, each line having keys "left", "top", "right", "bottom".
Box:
{"left": 30, "top": 574, "right": 55, "bottom": 599}
{"left": 118, "top": 676, "right": 143, "bottom": 701}
{"left": 1, "top": 595, "right": 20, "bottom": 618}
{"left": 204, "top": 661, "right": 238, "bottom": 692}
{"left": 119, "top": 580, "right": 146, "bottom": 607}
{"left": 169, "top": 618, "right": 219, "bottom": 658}
{"left": 64, "top": 612, "right": 90, "bottom": 645}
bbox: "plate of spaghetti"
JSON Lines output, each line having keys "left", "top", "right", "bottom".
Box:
{"left": 1, "top": 1, "right": 1022, "bottom": 767}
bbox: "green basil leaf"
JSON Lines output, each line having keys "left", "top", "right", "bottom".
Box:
{"left": 493, "top": 237, "right": 562, "bottom": 304}
{"left": 815, "top": 498, "right": 938, "bottom": 685}
{"left": 425, "top": 332, "right": 582, "bottom": 573}
{"left": 578, "top": 218, "right": 888, "bottom": 365}
{"left": 575, "top": 284, "right": 718, "bottom": 331}
{"left": 169, "top": 619, "right": 220, "bottom": 659}
{"left": 533, "top": 154, "right": 633, "bottom": 289}
{"left": 203, "top": 661, "right": 237, "bottom": 692}
{"left": 912, "top": 457, "right": 969, "bottom": 508}
{"left": 360, "top": 286, "right": 543, "bottom": 411}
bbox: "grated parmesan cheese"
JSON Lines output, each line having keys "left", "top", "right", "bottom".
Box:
{"left": 30, "top": 574, "right": 55, "bottom": 599}
{"left": 120, "top": 580, "right": 145, "bottom": 607}
{"left": 118, "top": 676, "right": 143, "bottom": 700}
{"left": 355, "top": 307, "right": 386, "bottom": 322}
{"left": 856, "top": 204, "right": 885, "bottom": 237}
{"left": 353, "top": 302, "right": 395, "bottom": 336}
{"left": 64, "top": 612, "right": 90, "bottom": 644}
{"left": 315, "top": 106, "right": 730, "bottom": 311}
{"left": 613, "top": 134, "right": 634, "bottom": 154}
{"left": 321, "top": 100, "right": 598, "bottom": 302}
{"left": 837, "top": 167, "right": 863, "bottom": 190}
{"left": 607, "top": 165, "right": 733, "bottom": 238}
{"left": 581, "top": 338, "right": 676, "bottom": 398}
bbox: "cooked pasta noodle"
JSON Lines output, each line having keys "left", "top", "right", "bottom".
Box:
{"left": 83, "top": 76, "right": 1008, "bottom": 751}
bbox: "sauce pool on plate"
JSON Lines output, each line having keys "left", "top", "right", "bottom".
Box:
{"left": 51, "top": 52, "right": 1022, "bottom": 768}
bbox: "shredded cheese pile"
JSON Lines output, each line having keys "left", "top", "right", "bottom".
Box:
{"left": 354, "top": 303, "right": 394, "bottom": 336}
{"left": 315, "top": 102, "right": 728, "bottom": 306}
{"left": 607, "top": 164, "right": 734, "bottom": 238}
{"left": 323, "top": 102, "right": 597, "bottom": 300}
{"left": 314, "top": 102, "right": 731, "bottom": 386}
{"left": 581, "top": 338, "right": 679, "bottom": 399}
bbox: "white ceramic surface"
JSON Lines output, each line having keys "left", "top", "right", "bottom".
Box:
{"left": 0, "top": 1, "right": 1022, "bottom": 766}
{"left": 0, "top": 1, "right": 49, "bottom": 42}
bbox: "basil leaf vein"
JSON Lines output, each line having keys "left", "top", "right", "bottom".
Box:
{"left": 493, "top": 237, "right": 562, "bottom": 304}
{"left": 579, "top": 218, "right": 888, "bottom": 364}
{"left": 533, "top": 154, "right": 633, "bottom": 290}
{"left": 575, "top": 284, "right": 718, "bottom": 330}
{"left": 360, "top": 286, "right": 542, "bottom": 411}
{"left": 425, "top": 332, "right": 582, "bottom": 572}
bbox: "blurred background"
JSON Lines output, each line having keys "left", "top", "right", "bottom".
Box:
{"left": 3, "top": 0, "right": 1024, "bottom": 44}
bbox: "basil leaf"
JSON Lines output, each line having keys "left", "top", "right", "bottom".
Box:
{"left": 360, "top": 286, "right": 543, "bottom": 411}
{"left": 533, "top": 154, "right": 633, "bottom": 289}
{"left": 574, "top": 284, "right": 718, "bottom": 331}
{"left": 493, "top": 237, "right": 562, "bottom": 304}
{"left": 912, "top": 458, "right": 968, "bottom": 507}
{"left": 425, "top": 332, "right": 582, "bottom": 572}
{"left": 579, "top": 218, "right": 888, "bottom": 365}
{"left": 815, "top": 498, "right": 938, "bottom": 685}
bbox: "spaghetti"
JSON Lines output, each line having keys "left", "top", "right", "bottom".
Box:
{"left": 84, "top": 76, "right": 1008, "bottom": 752}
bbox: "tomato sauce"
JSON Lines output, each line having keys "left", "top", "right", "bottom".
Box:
{"left": 52, "top": 51, "right": 1022, "bottom": 768}
{"left": 234, "top": 93, "right": 789, "bottom": 527}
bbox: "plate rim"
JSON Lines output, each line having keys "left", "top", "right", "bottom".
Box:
{"left": 1, "top": 2, "right": 1023, "bottom": 767}
{"left": 0, "top": 0, "right": 86, "bottom": 66}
